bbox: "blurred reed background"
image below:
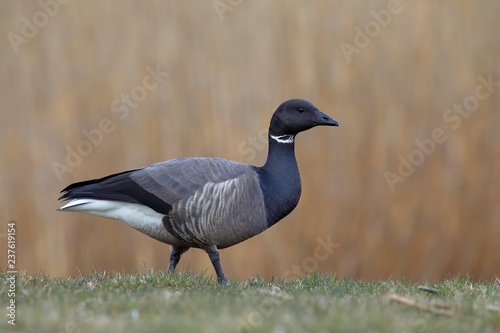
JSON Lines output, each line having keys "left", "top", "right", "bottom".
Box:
{"left": 0, "top": 1, "right": 498, "bottom": 281}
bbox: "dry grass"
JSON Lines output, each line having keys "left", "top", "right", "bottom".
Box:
{"left": 0, "top": 1, "right": 498, "bottom": 280}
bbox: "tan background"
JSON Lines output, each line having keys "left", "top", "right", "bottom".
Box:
{"left": 1, "top": 1, "right": 498, "bottom": 281}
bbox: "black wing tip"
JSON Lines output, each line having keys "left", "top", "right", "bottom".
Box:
{"left": 58, "top": 169, "right": 140, "bottom": 201}
{"left": 55, "top": 168, "right": 173, "bottom": 215}
{"left": 57, "top": 192, "right": 71, "bottom": 201}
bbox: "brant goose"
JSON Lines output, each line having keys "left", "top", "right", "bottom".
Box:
{"left": 58, "top": 99, "right": 339, "bottom": 283}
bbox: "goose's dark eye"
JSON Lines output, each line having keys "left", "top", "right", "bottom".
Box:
{"left": 298, "top": 107, "right": 305, "bottom": 113}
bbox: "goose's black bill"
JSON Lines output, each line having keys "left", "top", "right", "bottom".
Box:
{"left": 314, "top": 110, "right": 339, "bottom": 127}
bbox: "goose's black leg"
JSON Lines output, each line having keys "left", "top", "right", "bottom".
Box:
{"left": 168, "top": 246, "right": 189, "bottom": 272}
{"left": 206, "top": 246, "right": 229, "bottom": 284}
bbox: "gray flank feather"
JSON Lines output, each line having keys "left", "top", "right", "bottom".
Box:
{"left": 130, "top": 158, "right": 268, "bottom": 248}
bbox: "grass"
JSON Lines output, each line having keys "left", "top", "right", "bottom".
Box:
{"left": 1, "top": 271, "right": 499, "bottom": 333}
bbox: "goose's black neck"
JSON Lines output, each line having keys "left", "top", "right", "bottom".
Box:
{"left": 263, "top": 135, "right": 296, "bottom": 171}
{"left": 255, "top": 134, "right": 302, "bottom": 227}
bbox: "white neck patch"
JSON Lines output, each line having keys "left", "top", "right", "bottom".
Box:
{"left": 270, "top": 134, "right": 295, "bottom": 144}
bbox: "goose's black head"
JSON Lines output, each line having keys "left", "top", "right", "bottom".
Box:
{"left": 269, "top": 99, "right": 339, "bottom": 136}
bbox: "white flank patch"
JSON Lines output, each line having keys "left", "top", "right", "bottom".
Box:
{"left": 58, "top": 199, "right": 164, "bottom": 233}
{"left": 270, "top": 134, "right": 294, "bottom": 144}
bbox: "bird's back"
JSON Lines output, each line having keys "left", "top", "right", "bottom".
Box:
{"left": 133, "top": 158, "right": 269, "bottom": 248}
{"left": 60, "top": 157, "right": 269, "bottom": 248}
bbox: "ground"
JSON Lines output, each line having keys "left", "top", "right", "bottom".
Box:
{"left": 0, "top": 271, "right": 498, "bottom": 333}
